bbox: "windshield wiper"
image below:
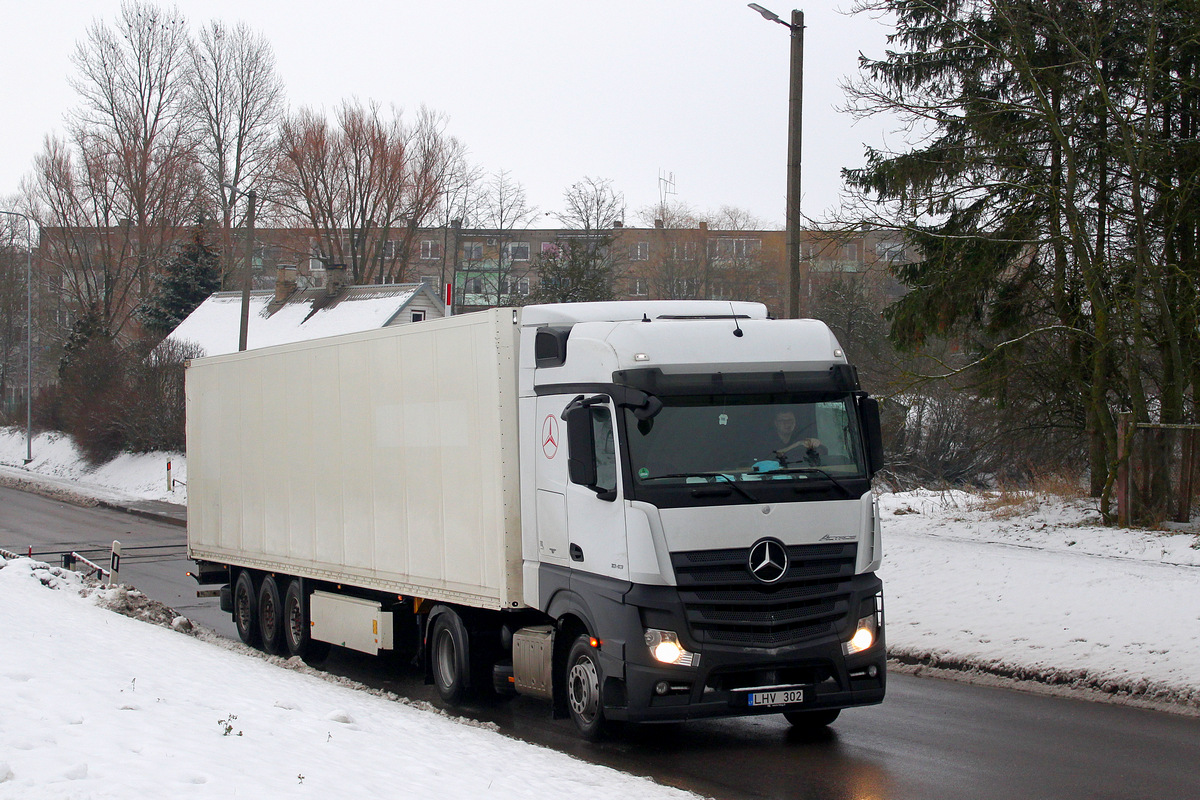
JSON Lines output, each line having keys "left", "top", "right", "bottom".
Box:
{"left": 643, "top": 471, "right": 759, "bottom": 502}
{"left": 764, "top": 466, "right": 853, "bottom": 498}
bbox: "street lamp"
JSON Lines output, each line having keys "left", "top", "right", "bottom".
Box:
{"left": 748, "top": 4, "right": 804, "bottom": 319}
{"left": 0, "top": 209, "right": 34, "bottom": 464}
{"left": 222, "top": 185, "right": 256, "bottom": 352}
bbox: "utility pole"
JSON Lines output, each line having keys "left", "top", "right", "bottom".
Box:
{"left": 239, "top": 189, "right": 256, "bottom": 352}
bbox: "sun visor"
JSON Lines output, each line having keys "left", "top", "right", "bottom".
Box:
{"left": 612, "top": 364, "right": 860, "bottom": 395}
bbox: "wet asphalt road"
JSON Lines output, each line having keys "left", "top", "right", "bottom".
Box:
{"left": 4, "top": 485, "right": 1199, "bottom": 799}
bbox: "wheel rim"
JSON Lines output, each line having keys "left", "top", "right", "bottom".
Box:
{"left": 286, "top": 595, "right": 303, "bottom": 649}
{"left": 262, "top": 592, "right": 277, "bottom": 633}
{"left": 568, "top": 655, "right": 600, "bottom": 723}
{"left": 236, "top": 582, "right": 252, "bottom": 632}
{"left": 434, "top": 628, "right": 457, "bottom": 690}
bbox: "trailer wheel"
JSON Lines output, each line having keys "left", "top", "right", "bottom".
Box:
{"left": 233, "top": 570, "right": 260, "bottom": 647}
{"left": 257, "top": 575, "right": 285, "bottom": 655}
{"left": 783, "top": 708, "right": 840, "bottom": 730}
{"left": 565, "top": 635, "right": 606, "bottom": 740}
{"left": 430, "top": 612, "right": 468, "bottom": 705}
{"left": 282, "top": 579, "right": 330, "bottom": 665}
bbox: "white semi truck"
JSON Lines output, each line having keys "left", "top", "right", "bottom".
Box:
{"left": 186, "top": 301, "right": 886, "bottom": 738}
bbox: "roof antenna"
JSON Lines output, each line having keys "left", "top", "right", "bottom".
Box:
{"left": 642, "top": 313, "right": 651, "bottom": 323}
{"left": 730, "top": 302, "right": 743, "bottom": 337}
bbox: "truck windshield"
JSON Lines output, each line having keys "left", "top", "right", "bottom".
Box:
{"left": 623, "top": 392, "right": 869, "bottom": 494}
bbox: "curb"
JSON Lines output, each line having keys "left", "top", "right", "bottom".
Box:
{"left": 887, "top": 652, "right": 1200, "bottom": 717}
{"left": 96, "top": 500, "right": 187, "bottom": 528}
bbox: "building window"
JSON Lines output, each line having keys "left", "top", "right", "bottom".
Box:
{"left": 469, "top": 277, "right": 484, "bottom": 294}
{"left": 541, "top": 241, "right": 559, "bottom": 254}
{"left": 419, "top": 274, "right": 439, "bottom": 287}
{"left": 504, "top": 242, "right": 530, "bottom": 261}
{"left": 630, "top": 242, "right": 649, "bottom": 261}
{"left": 842, "top": 243, "right": 860, "bottom": 262}
{"left": 671, "top": 242, "right": 698, "bottom": 261}
{"left": 421, "top": 240, "right": 442, "bottom": 260}
{"left": 463, "top": 242, "right": 483, "bottom": 260}
{"left": 383, "top": 240, "right": 397, "bottom": 259}
{"left": 632, "top": 277, "right": 648, "bottom": 296}
{"left": 875, "top": 241, "right": 905, "bottom": 262}
{"left": 734, "top": 239, "right": 761, "bottom": 258}
{"left": 708, "top": 238, "right": 762, "bottom": 259}
{"left": 501, "top": 276, "right": 531, "bottom": 296}
{"left": 411, "top": 310, "right": 426, "bottom": 322}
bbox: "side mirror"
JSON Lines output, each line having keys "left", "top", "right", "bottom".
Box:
{"left": 858, "top": 396, "right": 885, "bottom": 476}
{"left": 564, "top": 401, "right": 598, "bottom": 488}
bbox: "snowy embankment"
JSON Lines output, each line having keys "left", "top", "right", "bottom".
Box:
{"left": 2, "top": 426, "right": 1200, "bottom": 717}
{"left": 0, "top": 556, "right": 699, "bottom": 799}
{"left": 878, "top": 490, "right": 1200, "bottom": 708}
{"left": 0, "top": 429, "right": 184, "bottom": 506}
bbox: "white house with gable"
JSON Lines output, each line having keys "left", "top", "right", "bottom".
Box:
{"left": 167, "top": 265, "right": 446, "bottom": 357}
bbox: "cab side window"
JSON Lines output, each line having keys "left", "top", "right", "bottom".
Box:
{"left": 591, "top": 407, "right": 617, "bottom": 494}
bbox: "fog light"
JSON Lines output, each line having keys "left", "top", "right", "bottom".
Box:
{"left": 655, "top": 681, "right": 670, "bottom": 696}
{"left": 644, "top": 629, "right": 700, "bottom": 667}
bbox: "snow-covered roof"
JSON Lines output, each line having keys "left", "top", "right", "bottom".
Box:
{"left": 166, "top": 283, "right": 443, "bottom": 357}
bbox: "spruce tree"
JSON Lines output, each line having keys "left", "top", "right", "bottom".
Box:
{"left": 844, "top": 0, "right": 1200, "bottom": 518}
{"left": 136, "top": 223, "right": 222, "bottom": 339}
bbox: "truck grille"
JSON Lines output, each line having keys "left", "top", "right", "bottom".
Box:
{"left": 670, "top": 543, "right": 857, "bottom": 648}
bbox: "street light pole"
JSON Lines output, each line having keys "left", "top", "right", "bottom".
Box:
{"left": 748, "top": 4, "right": 804, "bottom": 319}
{"left": 0, "top": 209, "right": 35, "bottom": 464}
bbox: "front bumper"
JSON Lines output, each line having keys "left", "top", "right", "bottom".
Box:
{"left": 597, "top": 574, "right": 886, "bottom": 723}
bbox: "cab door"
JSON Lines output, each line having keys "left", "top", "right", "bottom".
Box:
{"left": 563, "top": 399, "right": 629, "bottom": 581}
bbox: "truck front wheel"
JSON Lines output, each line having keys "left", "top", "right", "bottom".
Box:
{"left": 233, "top": 570, "right": 259, "bottom": 647}
{"left": 565, "top": 635, "right": 606, "bottom": 740}
{"left": 783, "top": 708, "right": 840, "bottom": 730}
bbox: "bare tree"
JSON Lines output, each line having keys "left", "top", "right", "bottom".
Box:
{"left": 559, "top": 176, "right": 625, "bottom": 233}
{"left": 544, "top": 177, "right": 626, "bottom": 300}
{"left": 278, "top": 101, "right": 462, "bottom": 286}
{"left": 38, "top": 0, "right": 202, "bottom": 344}
{"left": 385, "top": 107, "right": 470, "bottom": 284}
{"left": 466, "top": 170, "right": 538, "bottom": 307}
{"left": 187, "top": 20, "right": 285, "bottom": 286}
{"left": 629, "top": 201, "right": 779, "bottom": 306}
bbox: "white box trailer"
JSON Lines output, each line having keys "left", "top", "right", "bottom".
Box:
{"left": 187, "top": 309, "right": 523, "bottom": 610}
{"left": 187, "top": 301, "right": 888, "bottom": 739}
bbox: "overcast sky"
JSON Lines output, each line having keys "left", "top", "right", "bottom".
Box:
{"left": 0, "top": 0, "right": 897, "bottom": 229}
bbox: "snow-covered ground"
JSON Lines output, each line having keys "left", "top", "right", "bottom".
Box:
{"left": 0, "top": 556, "right": 698, "bottom": 800}
{"left": 2, "top": 427, "right": 1199, "bottom": 795}
{"left": 878, "top": 489, "right": 1200, "bottom": 706}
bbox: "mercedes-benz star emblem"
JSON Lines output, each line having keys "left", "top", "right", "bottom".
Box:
{"left": 747, "top": 538, "right": 788, "bottom": 584}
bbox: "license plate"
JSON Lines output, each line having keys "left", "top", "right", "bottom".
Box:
{"left": 748, "top": 688, "right": 805, "bottom": 707}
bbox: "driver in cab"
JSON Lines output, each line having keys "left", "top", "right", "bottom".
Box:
{"left": 762, "top": 409, "right": 824, "bottom": 466}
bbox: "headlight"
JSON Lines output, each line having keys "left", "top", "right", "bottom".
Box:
{"left": 644, "top": 629, "right": 700, "bottom": 667}
{"left": 842, "top": 596, "right": 882, "bottom": 655}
